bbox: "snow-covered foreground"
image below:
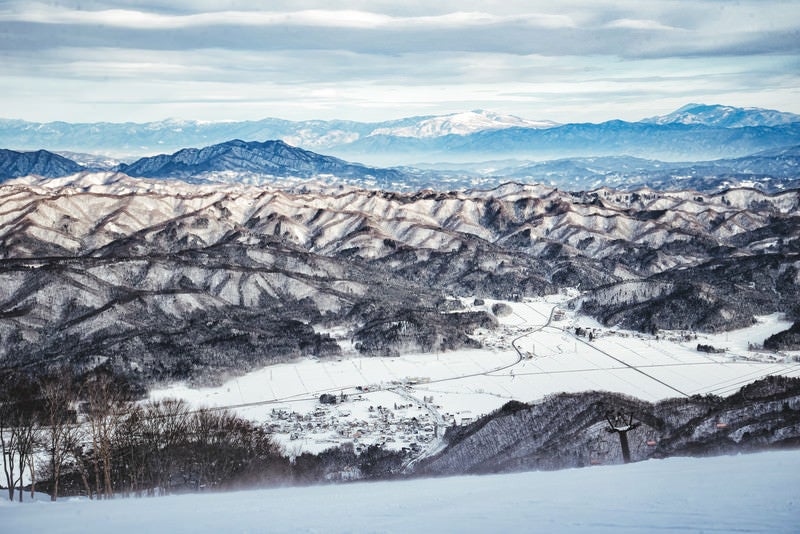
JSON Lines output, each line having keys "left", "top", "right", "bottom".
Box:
{"left": 149, "top": 296, "right": 800, "bottom": 454}
{"left": 4, "top": 450, "right": 798, "bottom": 533}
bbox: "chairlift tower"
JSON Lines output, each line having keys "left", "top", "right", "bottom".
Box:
{"left": 605, "top": 410, "right": 641, "bottom": 464}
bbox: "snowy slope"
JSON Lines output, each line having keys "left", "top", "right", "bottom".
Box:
{"left": 4, "top": 450, "right": 799, "bottom": 533}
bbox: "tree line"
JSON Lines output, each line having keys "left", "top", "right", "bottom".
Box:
{"left": 0, "top": 368, "right": 404, "bottom": 502}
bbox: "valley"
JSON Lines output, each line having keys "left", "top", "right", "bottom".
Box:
{"left": 3, "top": 0, "right": 800, "bottom": 527}
{"left": 1, "top": 103, "right": 798, "bottom": 503}
{"left": 148, "top": 295, "right": 800, "bottom": 462}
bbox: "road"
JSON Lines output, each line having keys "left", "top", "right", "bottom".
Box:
{"left": 501, "top": 302, "right": 689, "bottom": 398}
{"left": 399, "top": 301, "right": 559, "bottom": 470}
{"left": 392, "top": 386, "right": 448, "bottom": 472}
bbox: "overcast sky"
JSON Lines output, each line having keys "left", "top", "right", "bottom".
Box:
{"left": 1, "top": 0, "right": 798, "bottom": 123}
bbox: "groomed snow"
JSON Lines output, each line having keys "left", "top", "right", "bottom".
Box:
{"left": 4, "top": 450, "right": 798, "bottom": 533}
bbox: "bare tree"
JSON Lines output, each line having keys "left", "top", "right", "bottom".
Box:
{"left": 13, "top": 412, "right": 38, "bottom": 502}
{"left": 139, "top": 398, "right": 192, "bottom": 495}
{"left": 1, "top": 401, "right": 19, "bottom": 502}
{"left": 114, "top": 404, "right": 146, "bottom": 497}
{"left": 39, "top": 373, "right": 80, "bottom": 501}
{"left": 189, "top": 408, "right": 284, "bottom": 489}
{"left": 0, "top": 372, "right": 40, "bottom": 502}
{"left": 82, "top": 372, "right": 131, "bottom": 499}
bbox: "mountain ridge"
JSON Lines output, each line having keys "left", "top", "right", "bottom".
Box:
{"left": 0, "top": 173, "right": 797, "bottom": 389}
{"left": 2, "top": 104, "right": 798, "bottom": 164}
{"left": 0, "top": 148, "right": 85, "bottom": 180}
{"left": 117, "top": 139, "right": 407, "bottom": 185}
{"left": 3, "top": 140, "right": 800, "bottom": 194}
{"left": 643, "top": 103, "right": 800, "bottom": 128}
{"left": 416, "top": 376, "right": 800, "bottom": 475}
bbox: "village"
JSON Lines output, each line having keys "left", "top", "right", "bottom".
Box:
{"left": 263, "top": 384, "right": 458, "bottom": 456}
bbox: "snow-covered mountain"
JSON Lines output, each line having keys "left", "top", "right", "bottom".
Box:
{"left": 2, "top": 172, "right": 797, "bottom": 386}
{"left": 369, "top": 109, "right": 558, "bottom": 138}
{"left": 0, "top": 111, "right": 557, "bottom": 159}
{"left": 2, "top": 104, "right": 798, "bottom": 164}
{"left": 643, "top": 103, "right": 800, "bottom": 128}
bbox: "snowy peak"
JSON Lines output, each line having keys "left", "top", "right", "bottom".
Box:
{"left": 369, "top": 110, "right": 558, "bottom": 138}
{"left": 643, "top": 103, "right": 800, "bottom": 128}
{"left": 1, "top": 104, "right": 798, "bottom": 163}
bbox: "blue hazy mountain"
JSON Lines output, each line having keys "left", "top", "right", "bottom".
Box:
{"left": 490, "top": 146, "right": 800, "bottom": 192}
{"left": 0, "top": 148, "right": 85, "bottom": 181}
{"left": 641, "top": 103, "right": 800, "bottom": 128}
{"left": 2, "top": 140, "right": 800, "bottom": 194}
{"left": 2, "top": 125, "right": 799, "bottom": 193}
{"left": 2, "top": 105, "right": 798, "bottom": 165}
{"left": 336, "top": 121, "right": 800, "bottom": 165}
{"left": 118, "top": 139, "right": 407, "bottom": 185}
{"left": 0, "top": 117, "right": 377, "bottom": 159}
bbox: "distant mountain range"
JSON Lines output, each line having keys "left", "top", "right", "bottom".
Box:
{"left": 1, "top": 104, "right": 799, "bottom": 165}
{"left": 487, "top": 145, "right": 800, "bottom": 192}
{"left": 1, "top": 139, "right": 799, "bottom": 194}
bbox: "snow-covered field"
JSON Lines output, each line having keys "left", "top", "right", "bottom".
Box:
{"left": 149, "top": 295, "right": 800, "bottom": 455}
{"left": 4, "top": 450, "right": 798, "bottom": 533}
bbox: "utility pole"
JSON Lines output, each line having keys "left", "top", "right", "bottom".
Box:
{"left": 605, "top": 410, "right": 640, "bottom": 464}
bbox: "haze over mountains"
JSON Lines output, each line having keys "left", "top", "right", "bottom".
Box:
{"left": 1, "top": 103, "right": 799, "bottom": 194}
{"left": 1, "top": 142, "right": 798, "bottom": 194}
{"left": 2, "top": 104, "right": 799, "bottom": 166}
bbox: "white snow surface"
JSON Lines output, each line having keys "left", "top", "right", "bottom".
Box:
{"left": 3, "top": 450, "right": 799, "bottom": 533}
{"left": 369, "top": 110, "right": 558, "bottom": 138}
{"left": 149, "top": 295, "right": 800, "bottom": 455}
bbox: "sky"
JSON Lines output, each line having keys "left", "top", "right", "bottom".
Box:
{"left": 1, "top": 0, "right": 799, "bottom": 124}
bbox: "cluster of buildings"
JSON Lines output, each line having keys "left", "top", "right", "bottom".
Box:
{"left": 265, "top": 393, "right": 439, "bottom": 454}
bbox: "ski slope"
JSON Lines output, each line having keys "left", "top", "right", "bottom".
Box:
{"left": 4, "top": 450, "right": 799, "bottom": 533}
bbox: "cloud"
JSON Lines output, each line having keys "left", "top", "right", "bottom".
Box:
{"left": 0, "top": 5, "right": 576, "bottom": 31}
{"left": 0, "top": 1, "right": 798, "bottom": 123}
{"left": 1, "top": 2, "right": 796, "bottom": 60}
{"left": 604, "top": 19, "right": 680, "bottom": 32}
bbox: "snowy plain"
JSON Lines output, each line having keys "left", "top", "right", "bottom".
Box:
{"left": 4, "top": 450, "right": 799, "bottom": 533}
{"left": 149, "top": 295, "right": 800, "bottom": 454}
